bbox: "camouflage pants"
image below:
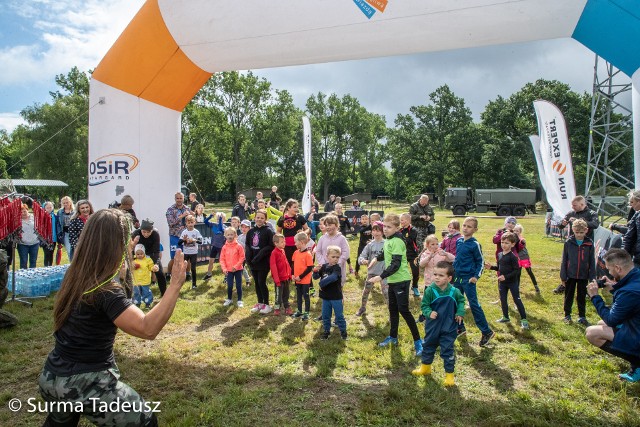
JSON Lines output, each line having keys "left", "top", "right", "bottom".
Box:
{"left": 38, "top": 367, "right": 157, "bottom": 426}
{"left": 415, "top": 224, "right": 435, "bottom": 250}
{"left": 360, "top": 274, "right": 389, "bottom": 308}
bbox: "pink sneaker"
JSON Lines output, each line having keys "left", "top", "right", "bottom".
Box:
{"left": 285, "top": 307, "right": 294, "bottom": 316}
{"left": 250, "top": 304, "right": 261, "bottom": 314}
{"left": 274, "top": 309, "right": 281, "bottom": 315}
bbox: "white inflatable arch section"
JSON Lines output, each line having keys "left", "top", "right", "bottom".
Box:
{"left": 89, "top": 0, "right": 640, "bottom": 256}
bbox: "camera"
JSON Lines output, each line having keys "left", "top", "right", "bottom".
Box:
{"left": 596, "top": 278, "right": 608, "bottom": 288}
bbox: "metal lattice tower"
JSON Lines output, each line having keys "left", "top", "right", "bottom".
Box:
{"left": 585, "top": 56, "right": 634, "bottom": 223}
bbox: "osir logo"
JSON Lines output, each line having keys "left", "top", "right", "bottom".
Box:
{"left": 89, "top": 153, "right": 139, "bottom": 186}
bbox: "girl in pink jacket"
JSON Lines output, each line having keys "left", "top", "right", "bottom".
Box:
{"left": 220, "top": 227, "right": 246, "bottom": 307}
{"left": 419, "top": 235, "right": 455, "bottom": 288}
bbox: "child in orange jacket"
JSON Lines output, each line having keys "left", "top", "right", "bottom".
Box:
{"left": 220, "top": 227, "right": 246, "bottom": 308}
{"left": 291, "top": 232, "right": 314, "bottom": 320}
{"left": 270, "top": 233, "right": 292, "bottom": 315}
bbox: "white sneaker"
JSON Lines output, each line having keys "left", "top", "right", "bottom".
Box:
{"left": 259, "top": 305, "right": 272, "bottom": 314}
{"left": 223, "top": 299, "right": 233, "bottom": 307}
{"left": 237, "top": 301, "right": 244, "bottom": 308}
{"left": 250, "top": 303, "right": 261, "bottom": 313}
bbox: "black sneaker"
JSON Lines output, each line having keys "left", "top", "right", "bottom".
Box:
{"left": 457, "top": 325, "right": 467, "bottom": 337}
{"left": 341, "top": 331, "right": 348, "bottom": 340}
{"left": 577, "top": 317, "right": 590, "bottom": 326}
{"left": 553, "top": 284, "right": 566, "bottom": 294}
{"left": 320, "top": 331, "right": 330, "bottom": 340}
{"left": 203, "top": 273, "right": 212, "bottom": 281}
{"left": 479, "top": 331, "right": 495, "bottom": 347}
{"left": 291, "top": 311, "right": 303, "bottom": 319}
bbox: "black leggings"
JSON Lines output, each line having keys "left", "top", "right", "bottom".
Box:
{"left": 522, "top": 267, "right": 539, "bottom": 289}
{"left": 355, "top": 244, "right": 367, "bottom": 273}
{"left": 252, "top": 269, "right": 270, "bottom": 305}
{"left": 499, "top": 281, "right": 527, "bottom": 320}
{"left": 564, "top": 278, "right": 588, "bottom": 317}
{"left": 388, "top": 280, "right": 421, "bottom": 341}
{"left": 296, "top": 284, "right": 310, "bottom": 313}
{"left": 185, "top": 254, "right": 198, "bottom": 287}
{"left": 155, "top": 262, "right": 167, "bottom": 296}
{"left": 408, "top": 257, "right": 419, "bottom": 289}
{"left": 43, "top": 246, "right": 54, "bottom": 267}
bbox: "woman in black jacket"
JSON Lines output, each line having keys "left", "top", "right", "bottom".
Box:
{"left": 245, "top": 210, "right": 275, "bottom": 314}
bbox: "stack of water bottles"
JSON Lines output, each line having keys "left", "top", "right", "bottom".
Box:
{"left": 9, "top": 265, "right": 70, "bottom": 297}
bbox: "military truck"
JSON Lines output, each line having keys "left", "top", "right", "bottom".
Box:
{"left": 445, "top": 188, "right": 537, "bottom": 216}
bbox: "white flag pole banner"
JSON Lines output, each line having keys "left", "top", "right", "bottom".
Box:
{"left": 529, "top": 135, "right": 546, "bottom": 192}
{"left": 530, "top": 134, "right": 563, "bottom": 224}
{"left": 301, "top": 116, "right": 312, "bottom": 214}
{"left": 533, "top": 100, "right": 576, "bottom": 218}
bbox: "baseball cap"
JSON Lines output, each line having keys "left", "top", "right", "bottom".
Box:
{"left": 241, "top": 220, "right": 251, "bottom": 227}
{"left": 505, "top": 216, "right": 517, "bottom": 225}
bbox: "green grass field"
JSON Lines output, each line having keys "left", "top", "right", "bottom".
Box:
{"left": 1, "top": 206, "right": 640, "bottom": 426}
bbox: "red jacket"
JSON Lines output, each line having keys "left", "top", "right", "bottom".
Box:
{"left": 220, "top": 240, "right": 245, "bottom": 274}
{"left": 270, "top": 247, "right": 291, "bottom": 286}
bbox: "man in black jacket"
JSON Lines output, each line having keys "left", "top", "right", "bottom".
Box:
{"left": 131, "top": 219, "right": 167, "bottom": 296}
{"left": 409, "top": 195, "right": 435, "bottom": 249}
{"left": 622, "top": 190, "right": 640, "bottom": 268}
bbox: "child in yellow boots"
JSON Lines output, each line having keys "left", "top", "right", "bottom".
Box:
{"left": 412, "top": 261, "right": 465, "bottom": 386}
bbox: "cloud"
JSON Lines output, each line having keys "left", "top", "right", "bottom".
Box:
{"left": 1, "top": 0, "right": 144, "bottom": 86}
{"left": 0, "top": 112, "right": 24, "bottom": 133}
{"left": 254, "top": 38, "right": 607, "bottom": 123}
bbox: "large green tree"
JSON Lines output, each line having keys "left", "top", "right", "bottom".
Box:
{"left": 252, "top": 89, "right": 305, "bottom": 198}
{"left": 187, "top": 71, "right": 272, "bottom": 196}
{"left": 306, "top": 92, "right": 387, "bottom": 200}
{"left": 7, "top": 67, "right": 90, "bottom": 199}
{"left": 388, "top": 85, "right": 473, "bottom": 203}
{"left": 481, "top": 79, "right": 593, "bottom": 191}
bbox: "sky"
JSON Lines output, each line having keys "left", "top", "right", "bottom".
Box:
{"left": 0, "top": 0, "right": 630, "bottom": 134}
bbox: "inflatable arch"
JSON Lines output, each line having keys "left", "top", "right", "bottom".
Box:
{"left": 89, "top": 0, "right": 640, "bottom": 257}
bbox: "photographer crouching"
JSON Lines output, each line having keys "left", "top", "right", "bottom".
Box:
{"left": 586, "top": 248, "right": 640, "bottom": 382}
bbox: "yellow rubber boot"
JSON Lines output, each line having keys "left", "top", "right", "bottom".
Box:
{"left": 444, "top": 372, "right": 455, "bottom": 387}
{"left": 411, "top": 364, "right": 432, "bottom": 376}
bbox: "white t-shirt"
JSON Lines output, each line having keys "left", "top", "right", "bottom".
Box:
{"left": 179, "top": 228, "right": 203, "bottom": 255}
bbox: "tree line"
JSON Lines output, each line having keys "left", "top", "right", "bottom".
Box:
{"left": 1, "top": 67, "right": 633, "bottom": 205}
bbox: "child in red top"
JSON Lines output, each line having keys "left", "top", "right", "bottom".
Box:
{"left": 270, "top": 233, "right": 292, "bottom": 315}
{"left": 291, "top": 232, "right": 314, "bottom": 320}
{"left": 220, "top": 227, "right": 246, "bottom": 308}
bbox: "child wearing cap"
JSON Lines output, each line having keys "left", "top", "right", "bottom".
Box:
{"left": 492, "top": 217, "right": 522, "bottom": 261}
{"left": 132, "top": 244, "right": 159, "bottom": 309}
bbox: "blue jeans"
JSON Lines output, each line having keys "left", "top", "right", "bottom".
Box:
{"left": 133, "top": 285, "right": 153, "bottom": 307}
{"left": 453, "top": 276, "right": 492, "bottom": 335}
{"left": 63, "top": 233, "right": 71, "bottom": 260}
{"left": 322, "top": 299, "right": 346, "bottom": 333}
{"left": 226, "top": 270, "right": 243, "bottom": 301}
{"left": 17, "top": 243, "right": 39, "bottom": 269}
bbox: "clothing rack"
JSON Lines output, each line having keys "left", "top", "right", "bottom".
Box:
{"left": 1, "top": 193, "right": 47, "bottom": 306}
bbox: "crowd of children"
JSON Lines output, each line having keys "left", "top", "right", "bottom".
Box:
{"left": 126, "top": 191, "right": 607, "bottom": 388}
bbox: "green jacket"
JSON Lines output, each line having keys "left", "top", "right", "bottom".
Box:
{"left": 421, "top": 283, "right": 466, "bottom": 318}
{"left": 249, "top": 206, "right": 281, "bottom": 222}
